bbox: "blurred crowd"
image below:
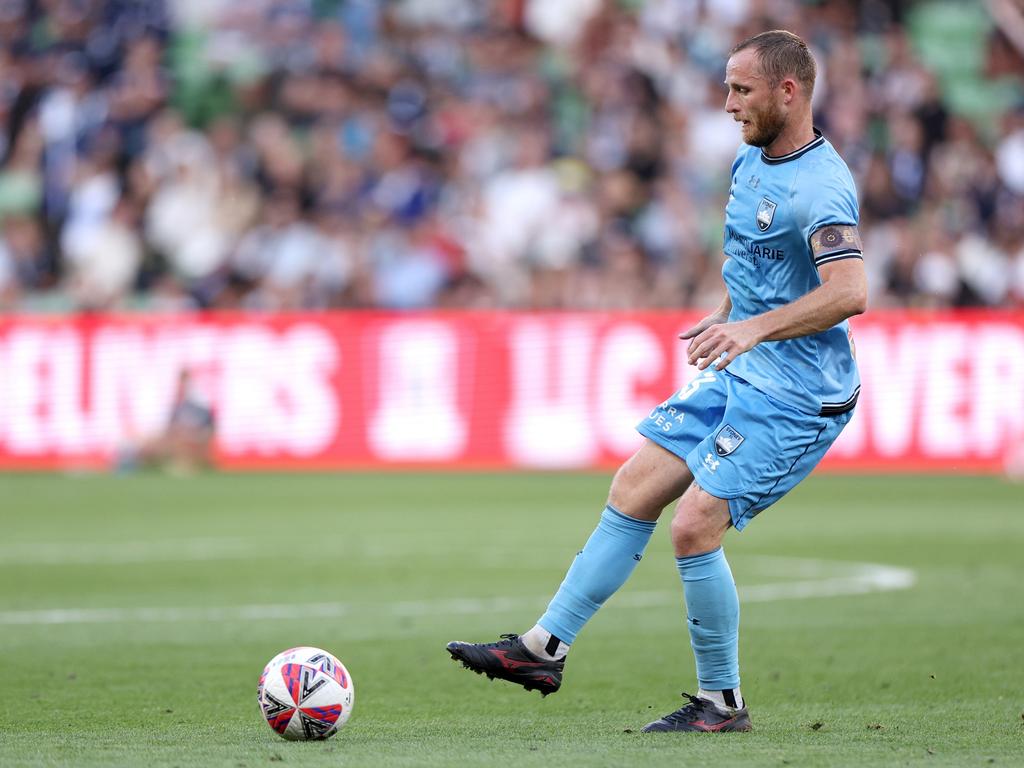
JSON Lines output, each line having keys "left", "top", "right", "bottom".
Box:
{"left": 1, "top": 0, "right": 1023, "bottom": 313}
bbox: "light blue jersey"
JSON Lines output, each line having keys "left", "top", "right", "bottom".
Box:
{"left": 722, "top": 129, "right": 861, "bottom": 416}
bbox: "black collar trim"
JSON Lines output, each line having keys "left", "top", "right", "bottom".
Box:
{"left": 760, "top": 128, "right": 824, "bottom": 165}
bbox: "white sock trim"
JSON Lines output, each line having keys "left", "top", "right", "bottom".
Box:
{"left": 521, "top": 625, "right": 570, "bottom": 660}
{"left": 698, "top": 687, "right": 744, "bottom": 712}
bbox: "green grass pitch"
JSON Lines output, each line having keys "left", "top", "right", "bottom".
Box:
{"left": 0, "top": 471, "right": 1022, "bottom": 767}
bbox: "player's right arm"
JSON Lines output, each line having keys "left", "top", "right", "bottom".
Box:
{"left": 685, "top": 226, "right": 867, "bottom": 370}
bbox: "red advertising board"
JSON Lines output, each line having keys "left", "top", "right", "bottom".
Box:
{"left": 1, "top": 311, "right": 1022, "bottom": 472}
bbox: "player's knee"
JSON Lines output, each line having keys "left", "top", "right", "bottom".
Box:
{"left": 670, "top": 514, "right": 704, "bottom": 555}
{"left": 606, "top": 460, "right": 657, "bottom": 521}
{"left": 670, "top": 508, "right": 725, "bottom": 556}
{"left": 606, "top": 466, "right": 641, "bottom": 518}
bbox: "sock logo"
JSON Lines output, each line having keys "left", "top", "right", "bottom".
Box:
{"left": 633, "top": 553, "right": 642, "bottom": 561}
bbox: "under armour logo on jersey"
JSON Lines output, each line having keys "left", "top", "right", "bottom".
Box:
{"left": 747, "top": 174, "right": 760, "bottom": 189}
{"left": 756, "top": 197, "right": 777, "bottom": 231}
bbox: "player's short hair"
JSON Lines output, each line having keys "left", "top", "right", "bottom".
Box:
{"left": 731, "top": 30, "right": 816, "bottom": 96}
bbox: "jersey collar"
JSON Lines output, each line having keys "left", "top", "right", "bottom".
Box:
{"left": 759, "top": 127, "right": 824, "bottom": 165}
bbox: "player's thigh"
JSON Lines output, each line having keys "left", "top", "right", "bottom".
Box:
{"left": 683, "top": 376, "right": 853, "bottom": 531}
{"left": 616, "top": 369, "right": 729, "bottom": 521}
{"left": 607, "top": 439, "right": 694, "bottom": 521}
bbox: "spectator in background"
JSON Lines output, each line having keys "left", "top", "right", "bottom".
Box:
{"left": 63, "top": 194, "right": 143, "bottom": 309}
{"left": 119, "top": 369, "right": 216, "bottom": 475}
{"left": 0, "top": 115, "right": 44, "bottom": 224}
{"left": 995, "top": 105, "right": 1024, "bottom": 196}
{"left": 0, "top": 214, "right": 51, "bottom": 294}
{"left": 0, "top": 0, "right": 1021, "bottom": 314}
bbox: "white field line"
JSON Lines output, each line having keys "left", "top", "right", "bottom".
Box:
{"left": 0, "top": 559, "right": 915, "bottom": 626}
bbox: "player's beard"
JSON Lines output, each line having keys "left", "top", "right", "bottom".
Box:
{"left": 743, "top": 99, "right": 787, "bottom": 148}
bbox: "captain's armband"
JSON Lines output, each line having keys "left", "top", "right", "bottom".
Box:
{"left": 810, "top": 224, "right": 863, "bottom": 268}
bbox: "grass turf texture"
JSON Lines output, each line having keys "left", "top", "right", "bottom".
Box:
{"left": 0, "top": 472, "right": 1021, "bottom": 767}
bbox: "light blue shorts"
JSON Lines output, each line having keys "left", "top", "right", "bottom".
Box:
{"left": 636, "top": 368, "right": 853, "bottom": 530}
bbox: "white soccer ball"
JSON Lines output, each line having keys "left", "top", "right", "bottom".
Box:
{"left": 257, "top": 646, "right": 355, "bottom": 740}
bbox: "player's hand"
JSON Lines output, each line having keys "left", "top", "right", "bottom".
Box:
{"left": 679, "top": 312, "right": 729, "bottom": 344}
{"left": 684, "top": 319, "right": 761, "bottom": 371}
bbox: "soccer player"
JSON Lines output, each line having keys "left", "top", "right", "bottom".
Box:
{"left": 447, "top": 29, "right": 866, "bottom": 733}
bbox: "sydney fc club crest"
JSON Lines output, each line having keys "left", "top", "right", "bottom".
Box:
{"left": 756, "top": 197, "right": 777, "bottom": 231}
{"left": 715, "top": 424, "right": 745, "bottom": 457}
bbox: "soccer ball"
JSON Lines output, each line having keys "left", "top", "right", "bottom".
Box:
{"left": 257, "top": 646, "right": 355, "bottom": 740}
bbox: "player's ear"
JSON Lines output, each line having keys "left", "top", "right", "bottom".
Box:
{"left": 780, "top": 77, "right": 798, "bottom": 104}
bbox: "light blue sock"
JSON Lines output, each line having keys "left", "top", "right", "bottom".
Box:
{"left": 676, "top": 547, "right": 740, "bottom": 690}
{"left": 538, "top": 505, "right": 657, "bottom": 645}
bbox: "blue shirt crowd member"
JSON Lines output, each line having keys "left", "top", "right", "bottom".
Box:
{"left": 446, "top": 29, "right": 868, "bottom": 735}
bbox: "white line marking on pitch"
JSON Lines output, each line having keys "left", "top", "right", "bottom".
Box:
{"left": 0, "top": 558, "right": 915, "bottom": 626}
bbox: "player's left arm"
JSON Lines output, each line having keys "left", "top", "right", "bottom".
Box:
{"left": 687, "top": 224, "right": 867, "bottom": 370}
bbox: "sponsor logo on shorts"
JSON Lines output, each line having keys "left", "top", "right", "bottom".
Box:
{"left": 715, "top": 424, "right": 745, "bottom": 457}
{"left": 703, "top": 452, "right": 720, "bottom": 472}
